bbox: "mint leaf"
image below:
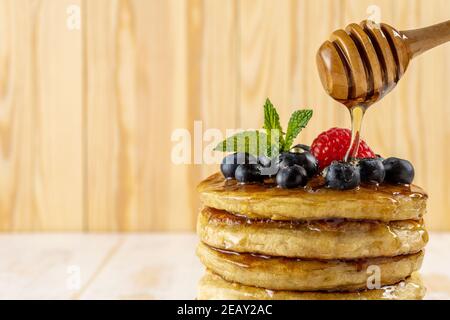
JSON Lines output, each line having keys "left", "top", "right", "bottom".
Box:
{"left": 284, "top": 109, "right": 313, "bottom": 150}
{"left": 214, "top": 131, "right": 270, "bottom": 156}
{"left": 263, "top": 98, "right": 284, "bottom": 155}
{"left": 263, "top": 98, "right": 283, "bottom": 132}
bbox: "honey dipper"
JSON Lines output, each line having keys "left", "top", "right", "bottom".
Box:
{"left": 316, "top": 20, "right": 450, "bottom": 107}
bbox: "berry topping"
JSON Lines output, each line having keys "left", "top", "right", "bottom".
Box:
{"left": 221, "top": 153, "right": 257, "bottom": 179}
{"left": 311, "top": 128, "right": 376, "bottom": 170}
{"left": 359, "top": 158, "right": 385, "bottom": 184}
{"left": 296, "top": 152, "right": 319, "bottom": 177}
{"left": 277, "top": 152, "right": 318, "bottom": 177}
{"left": 277, "top": 152, "right": 300, "bottom": 168}
{"left": 276, "top": 165, "right": 307, "bottom": 189}
{"left": 235, "top": 164, "right": 263, "bottom": 183}
{"left": 325, "top": 161, "right": 361, "bottom": 190}
{"left": 214, "top": 99, "right": 314, "bottom": 183}
{"left": 383, "top": 157, "right": 415, "bottom": 184}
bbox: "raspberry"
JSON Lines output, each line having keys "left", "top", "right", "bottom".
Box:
{"left": 310, "top": 128, "right": 376, "bottom": 170}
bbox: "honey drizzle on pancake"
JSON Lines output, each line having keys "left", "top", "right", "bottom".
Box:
{"left": 207, "top": 243, "right": 423, "bottom": 265}
{"left": 199, "top": 172, "right": 428, "bottom": 199}
{"left": 203, "top": 207, "right": 426, "bottom": 232}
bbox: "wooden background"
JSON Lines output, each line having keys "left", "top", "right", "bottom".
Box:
{"left": 0, "top": 0, "right": 448, "bottom": 232}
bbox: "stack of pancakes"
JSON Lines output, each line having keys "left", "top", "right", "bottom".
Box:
{"left": 196, "top": 172, "right": 428, "bottom": 300}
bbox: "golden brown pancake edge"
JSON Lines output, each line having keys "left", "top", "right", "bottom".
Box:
{"left": 197, "top": 242, "right": 424, "bottom": 291}
{"left": 198, "top": 207, "right": 428, "bottom": 259}
{"left": 198, "top": 271, "right": 425, "bottom": 300}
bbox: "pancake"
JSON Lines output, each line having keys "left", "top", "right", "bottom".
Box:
{"left": 198, "top": 207, "right": 428, "bottom": 259}
{"left": 197, "top": 242, "right": 423, "bottom": 291}
{"left": 198, "top": 271, "right": 425, "bottom": 300}
{"left": 197, "top": 173, "right": 427, "bottom": 221}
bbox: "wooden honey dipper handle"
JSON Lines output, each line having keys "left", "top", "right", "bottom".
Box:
{"left": 402, "top": 20, "right": 450, "bottom": 58}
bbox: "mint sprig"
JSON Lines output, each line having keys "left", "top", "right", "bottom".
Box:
{"left": 214, "top": 131, "right": 268, "bottom": 156}
{"left": 263, "top": 98, "right": 283, "bottom": 133}
{"left": 214, "top": 98, "right": 313, "bottom": 157}
{"left": 263, "top": 99, "right": 285, "bottom": 156}
{"left": 284, "top": 109, "right": 313, "bottom": 150}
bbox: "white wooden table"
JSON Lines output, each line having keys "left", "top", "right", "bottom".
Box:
{"left": 0, "top": 233, "right": 449, "bottom": 300}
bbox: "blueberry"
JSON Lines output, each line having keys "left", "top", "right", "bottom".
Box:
{"left": 326, "top": 161, "right": 360, "bottom": 190}
{"left": 221, "top": 153, "right": 257, "bottom": 179}
{"left": 277, "top": 152, "right": 318, "bottom": 177}
{"left": 276, "top": 165, "right": 307, "bottom": 189}
{"left": 235, "top": 164, "right": 263, "bottom": 183}
{"left": 359, "top": 158, "right": 385, "bottom": 184}
{"left": 383, "top": 157, "right": 415, "bottom": 184}
{"left": 296, "top": 152, "right": 318, "bottom": 177}
{"left": 291, "top": 144, "right": 310, "bottom": 152}
{"left": 277, "top": 152, "right": 299, "bottom": 169}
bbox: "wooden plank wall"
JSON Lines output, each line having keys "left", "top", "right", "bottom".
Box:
{"left": 0, "top": 0, "right": 449, "bottom": 231}
{"left": 0, "top": 0, "right": 82, "bottom": 231}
